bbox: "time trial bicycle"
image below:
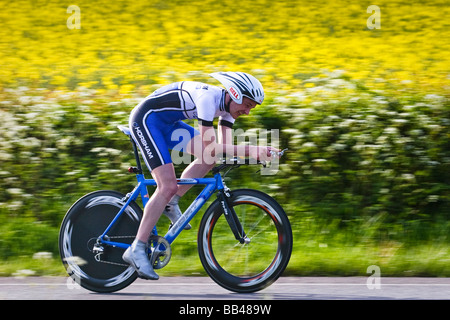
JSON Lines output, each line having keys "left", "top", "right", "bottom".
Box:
{"left": 59, "top": 125, "right": 292, "bottom": 293}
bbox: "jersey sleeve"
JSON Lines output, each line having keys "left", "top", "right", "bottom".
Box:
{"left": 196, "top": 90, "right": 235, "bottom": 128}
{"left": 196, "top": 94, "right": 216, "bottom": 127}
{"left": 219, "top": 113, "right": 235, "bottom": 128}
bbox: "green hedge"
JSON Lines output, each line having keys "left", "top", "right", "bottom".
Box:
{"left": 0, "top": 78, "right": 449, "bottom": 262}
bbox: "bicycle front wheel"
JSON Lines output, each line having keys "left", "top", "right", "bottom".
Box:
{"left": 198, "top": 189, "right": 292, "bottom": 293}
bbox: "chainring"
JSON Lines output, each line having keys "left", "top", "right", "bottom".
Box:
{"left": 147, "top": 235, "right": 172, "bottom": 269}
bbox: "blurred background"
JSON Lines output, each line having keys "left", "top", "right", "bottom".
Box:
{"left": 0, "top": 0, "right": 448, "bottom": 277}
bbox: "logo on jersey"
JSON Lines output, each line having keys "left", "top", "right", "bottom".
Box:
{"left": 229, "top": 87, "right": 240, "bottom": 100}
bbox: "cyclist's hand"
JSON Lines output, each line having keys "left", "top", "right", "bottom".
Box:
{"left": 249, "top": 146, "right": 280, "bottom": 161}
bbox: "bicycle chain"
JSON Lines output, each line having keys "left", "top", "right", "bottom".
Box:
{"left": 93, "top": 236, "right": 170, "bottom": 269}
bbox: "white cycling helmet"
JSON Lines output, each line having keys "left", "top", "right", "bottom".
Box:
{"left": 210, "top": 72, "right": 264, "bottom": 105}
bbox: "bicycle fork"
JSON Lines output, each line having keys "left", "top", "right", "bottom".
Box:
{"left": 217, "top": 190, "right": 250, "bottom": 245}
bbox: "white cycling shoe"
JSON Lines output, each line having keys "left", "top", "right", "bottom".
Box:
{"left": 122, "top": 240, "right": 159, "bottom": 280}
{"left": 163, "top": 203, "right": 192, "bottom": 230}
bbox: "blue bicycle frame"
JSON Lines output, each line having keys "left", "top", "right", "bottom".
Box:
{"left": 98, "top": 171, "right": 225, "bottom": 250}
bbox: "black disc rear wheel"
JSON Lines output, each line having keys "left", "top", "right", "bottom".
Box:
{"left": 59, "top": 190, "right": 143, "bottom": 293}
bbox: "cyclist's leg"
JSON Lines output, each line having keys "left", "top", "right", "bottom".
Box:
{"left": 164, "top": 121, "right": 216, "bottom": 197}
{"left": 123, "top": 165, "right": 177, "bottom": 280}
{"left": 136, "top": 163, "right": 178, "bottom": 242}
{"left": 123, "top": 174, "right": 176, "bottom": 280}
{"left": 130, "top": 111, "right": 179, "bottom": 240}
{"left": 149, "top": 120, "right": 202, "bottom": 228}
{"left": 177, "top": 134, "right": 216, "bottom": 197}
{"left": 126, "top": 110, "right": 178, "bottom": 279}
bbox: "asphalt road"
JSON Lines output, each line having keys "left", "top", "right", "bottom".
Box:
{"left": 0, "top": 276, "right": 449, "bottom": 300}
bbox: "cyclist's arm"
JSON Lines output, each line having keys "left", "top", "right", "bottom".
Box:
{"left": 217, "top": 122, "right": 232, "bottom": 145}
{"left": 199, "top": 124, "right": 271, "bottom": 161}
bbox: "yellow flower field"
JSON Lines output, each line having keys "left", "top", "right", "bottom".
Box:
{"left": 0, "top": 0, "right": 448, "bottom": 96}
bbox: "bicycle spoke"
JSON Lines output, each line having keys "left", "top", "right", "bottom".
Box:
{"left": 209, "top": 202, "right": 280, "bottom": 277}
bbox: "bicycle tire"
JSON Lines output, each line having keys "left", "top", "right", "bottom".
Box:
{"left": 198, "top": 189, "right": 292, "bottom": 293}
{"left": 59, "top": 190, "right": 143, "bottom": 293}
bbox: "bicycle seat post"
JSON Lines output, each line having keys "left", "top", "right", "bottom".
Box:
{"left": 130, "top": 137, "right": 143, "bottom": 174}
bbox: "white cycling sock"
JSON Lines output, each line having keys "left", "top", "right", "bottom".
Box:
{"left": 164, "top": 194, "right": 191, "bottom": 230}
{"left": 168, "top": 194, "right": 181, "bottom": 206}
{"left": 165, "top": 195, "right": 182, "bottom": 221}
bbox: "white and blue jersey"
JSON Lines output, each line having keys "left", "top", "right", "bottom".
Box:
{"left": 129, "top": 81, "right": 234, "bottom": 170}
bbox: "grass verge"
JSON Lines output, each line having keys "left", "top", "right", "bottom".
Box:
{"left": 1, "top": 243, "right": 448, "bottom": 278}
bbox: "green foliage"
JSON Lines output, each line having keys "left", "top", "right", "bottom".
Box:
{"left": 0, "top": 81, "right": 449, "bottom": 276}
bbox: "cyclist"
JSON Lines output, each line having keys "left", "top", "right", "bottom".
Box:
{"left": 123, "top": 72, "right": 280, "bottom": 280}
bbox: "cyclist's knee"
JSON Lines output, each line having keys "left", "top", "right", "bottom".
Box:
{"left": 157, "top": 181, "right": 178, "bottom": 200}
